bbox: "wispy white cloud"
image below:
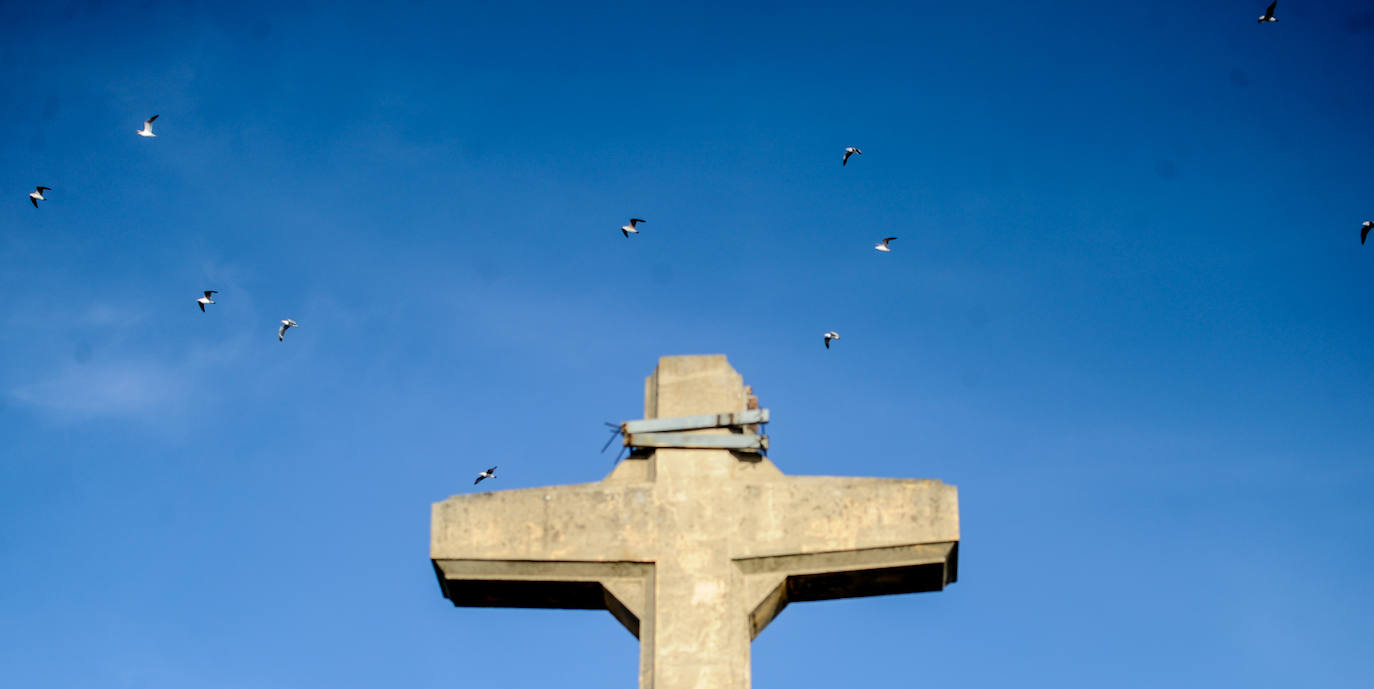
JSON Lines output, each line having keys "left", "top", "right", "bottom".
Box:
{"left": 10, "top": 358, "right": 190, "bottom": 419}
{"left": 77, "top": 303, "right": 149, "bottom": 329}
{"left": 4, "top": 305, "right": 257, "bottom": 424}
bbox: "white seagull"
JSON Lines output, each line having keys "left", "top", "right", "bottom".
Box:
{"left": 824, "top": 331, "right": 841, "bottom": 349}
{"left": 842, "top": 147, "right": 862, "bottom": 166}
{"left": 28, "top": 186, "right": 50, "bottom": 208}
{"left": 621, "top": 218, "right": 645, "bottom": 238}
{"left": 474, "top": 466, "right": 497, "bottom": 485}
{"left": 196, "top": 290, "right": 217, "bottom": 312}
{"left": 1258, "top": 1, "right": 1277, "bottom": 23}
{"left": 874, "top": 237, "right": 897, "bottom": 252}
{"left": 1362, "top": 220, "right": 1372, "bottom": 245}
{"left": 138, "top": 115, "right": 159, "bottom": 137}
{"left": 278, "top": 319, "right": 298, "bottom": 341}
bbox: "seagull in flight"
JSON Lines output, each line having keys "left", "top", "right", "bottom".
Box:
{"left": 842, "top": 147, "right": 862, "bottom": 166}
{"left": 474, "top": 466, "right": 497, "bottom": 485}
{"left": 196, "top": 290, "right": 217, "bottom": 312}
{"left": 1362, "top": 220, "right": 1372, "bottom": 245}
{"left": 278, "top": 319, "right": 298, "bottom": 341}
{"left": 824, "top": 331, "right": 841, "bottom": 349}
{"left": 874, "top": 237, "right": 897, "bottom": 252}
{"left": 1258, "top": 2, "right": 1278, "bottom": 23}
{"left": 28, "top": 186, "right": 50, "bottom": 208}
{"left": 137, "top": 115, "right": 159, "bottom": 137}
{"left": 621, "top": 218, "right": 645, "bottom": 238}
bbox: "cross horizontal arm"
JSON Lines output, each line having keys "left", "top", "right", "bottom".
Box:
{"left": 432, "top": 558, "right": 653, "bottom": 637}
{"left": 432, "top": 486, "right": 660, "bottom": 637}
{"left": 737, "top": 542, "right": 958, "bottom": 638}
{"left": 731, "top": 476, "right": 959, "bottom": 559}
{"left": 431, "top": 483, "right": 658, "bottom": 562}
{"left": 728, "top": 477, "right": 959, "bottom": 639}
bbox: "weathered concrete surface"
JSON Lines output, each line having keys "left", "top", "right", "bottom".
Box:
{"left": 432, "top": 355, "right": 959, "bottom": 689}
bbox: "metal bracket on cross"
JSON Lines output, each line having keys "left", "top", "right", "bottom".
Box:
{"left": 620, "top": 409, "right": 769, "bottom": 452}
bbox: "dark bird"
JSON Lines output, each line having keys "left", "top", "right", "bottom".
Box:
{"left": 842, "top": 147, "right": 862, "bottom": 166}
{"left": 196, "top": 290, "right": 217, "bottom": 312}
{"left": 1259, "top": 2, "right": 1278, "bottom": 23}
{"left": 29, "top": 186, "right": 50, "bottom": 208}
{"left": 1362, "top": 220, "right": 1372, "bottom": 245}
{"left": 474, "top": 466, "right": 498, "bottom": 485}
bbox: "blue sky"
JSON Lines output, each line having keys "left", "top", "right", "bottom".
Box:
{"left": 2, "top": 1, "right": 1372, "bottom": 687}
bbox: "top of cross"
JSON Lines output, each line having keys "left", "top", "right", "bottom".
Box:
{"left": 431, "top": 354, "right": 959, "bottom": 689}
{"left": 606, "top": 354, "right": 784, "bottom": 484}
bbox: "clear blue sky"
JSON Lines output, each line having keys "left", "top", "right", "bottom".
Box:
{"left": 2, "top": 1, "right": 1371, "bottom": 687}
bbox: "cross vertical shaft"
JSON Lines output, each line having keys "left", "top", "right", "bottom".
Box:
{"left": 635, "top": 356, "right": 757, "bottom": 688}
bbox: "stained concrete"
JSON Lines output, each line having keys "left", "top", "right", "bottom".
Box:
{"left": 432, "top": 355, "right": 959, "bottom": 689}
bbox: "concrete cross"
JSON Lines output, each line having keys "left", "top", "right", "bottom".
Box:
{"left": 431, "top": 355, "right": 959, "bottom": 689}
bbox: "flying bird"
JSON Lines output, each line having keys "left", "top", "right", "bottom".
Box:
{"left": 28, "top": 186, "right": 50, "bottom": 208}
{"left": 842, "top": 147, "right": 862, "bottom": 166}
{"left": 137, "top": 115, "right": 159, "bottom": 137}
{"left": 278, "top": 319, "right": 298, "bottom": 341}
{"left": 824, "top": 331, "right": 841, "bottom": 349}
{"left": 1362, "top": 220, "right": 1372, "bottom": 245}
{"left": 196, "top": 290, "right": 217, "bottom": 312}
{"left": 874, "top": 237, "right": 897, "bottom": 252}
{"left": 474, "top": 466, "right": 497, "bottom": 485}
{"left": 621, "top": 218, "right": 645, "bottom": 238}
{"left": 1258, "top": 1, "right": 1277, "bottom": 23}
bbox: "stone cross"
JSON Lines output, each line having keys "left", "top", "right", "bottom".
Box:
{"left": 431, "top": 355, "right": 959, "bottom": 689}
